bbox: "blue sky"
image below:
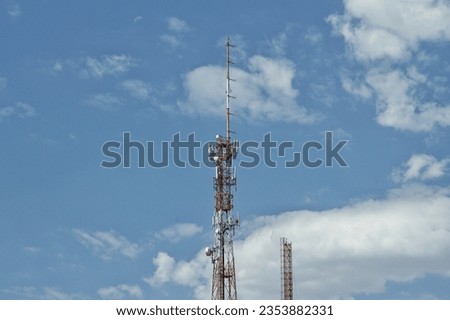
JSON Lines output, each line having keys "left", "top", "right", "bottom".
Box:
{"left": 1, "top": 0, "right": 450, "bottom": 299}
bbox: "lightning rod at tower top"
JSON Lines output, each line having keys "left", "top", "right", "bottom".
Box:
{"left": 205, "top": 36, "right": 240, "bottom": 300}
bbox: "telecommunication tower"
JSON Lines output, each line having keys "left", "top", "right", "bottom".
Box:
{"left": 205, "top": 36, "right": 240, "bottom": 300}
{"left": 280, "top": 237, "right": 293, "bottom": 300}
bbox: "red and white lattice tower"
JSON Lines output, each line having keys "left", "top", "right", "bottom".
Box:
{"left": 281, "top": 237, "right": 293, "bottom": 300}
{"left": 205, "top": 36, "right": 240, "bottom": 300}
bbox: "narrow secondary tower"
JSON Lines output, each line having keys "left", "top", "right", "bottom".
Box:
{"left": 280, "top": 237, "right": 293, "bottom": 300}
{"left": 205, "top": 36, "right": 239, "bottom": 300}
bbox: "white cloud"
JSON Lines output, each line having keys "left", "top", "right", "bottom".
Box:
{"left": 121, "top": 79, "right": 152, "bottom": 100}
{"left": 133, "top": 16, "right": 143, "bottom": 23}
{"left": 23, "top": 246, "right": 40, "bottom": 254}
{"left": 341, "top": 75, "right": 372, "bottom": 99}
{"left": 81, "top": 55, "right": 136, "bottom": 78}
{"left": 144, "top": 252, "right": 175, "bottom": 287}
{"left": 167, "top": 17, "right": 190, "bottom": 33}
{"left": 7, "top": 3, "right": 21, "bottom": 18}
{"left": 366, "top": 68, "right": 450, "bottom": 131}
{"left": 156, "top": 223, "right": 203, "bottom": 243}
{"left": 144, "top": 251, "right": 210, "bottom": 299}
{"left": 98, "top": 284, "right": 143, "bottom": 299}
{"left": 160, "top": 34, "right": 182, "bottom": 48}
{"left": 328, "top": 0, "right": 450, "bottom": 62}
{"left": 30, "top": 133, "right": 59, "bottom": 147}
{"left": 41, "top": 287, "right": 78, "bottom": 299}
{"left": 145, "top": 183, "right": 450, "bottom": 299}
{"left": 0, "top": 102, "right": 36, "bottom": 122}
{"left": 84, "top": 93, "right": 122, "bottom": 111}
{"left": 328, "top": 0, "right": 450, "bottom": 132}
{"left": 3, "top": 286, "right": 85, "bottom": 299}
{"left": 73, "top": 229, "right": 141, "bottom": 260}
{"left": 69, "top": 133, "right": 77, "bottom": 140}
{"left": 392, "top": 154, "right": 450, "bottom": 183}
{"left": 179, "top": 55, "right": 319, "bottom": 124}
{"left": 269, "top": 30, "right": 289, "bottom": 56}
{"left": 52, "top": 61, "right": 63, "bottom": 72}
{"left": 0, "top": 77, "right": 7, "bottom": 90}
{"left": 160, "top": 17, "right": 190, "bottom": 48}
{"left": 304, "top": 27, "right": 323, "bottom": 44}
{"left": 52, "top": 55, "right": 137, "bottom": 78}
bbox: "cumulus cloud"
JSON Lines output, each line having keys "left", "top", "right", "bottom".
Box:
{"left": 179, "top": 55, "right": 319, "bottom": 124}
{"left": 144, "top": 251, "right": 210, "bottom": 299}
{"left": 329, "top": 0, "right": 450, "bottom": 132}
{"left": 98, "top": 284, "right": 143, "bottom": 299}
{"left": 73, "top": 229, "right": 141, "bottom": 260}
{"left": 392, "top": 154, "right": 450, "bottom": 183}
{"left": 144, "top": 252, "right": 175, "bottom": 287}
{"left": 328, "top": 0, "right": 450, "bottom": 62}
{"left": 365, "top": 68, "right": 450, "bottom": 131}
{"left": 156, "top": 223, "right": 203, "bottom": 243}
{"left": 145, "top": 183, "right": 450, "bottom": 299}
{"left": 0, "top": 102, "right": 36, "bottom": 122}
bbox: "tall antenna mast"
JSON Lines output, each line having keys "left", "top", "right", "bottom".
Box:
{"left": 205, "top": 36, "right": 240, "bottom": 300}
{"left": 280, "top": 237, "right": 294, "bottom": 300}
{"left": 226, "top": 36, "right": 233, "bottom": 140}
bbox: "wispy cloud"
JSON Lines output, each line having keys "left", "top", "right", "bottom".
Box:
{"left": 121, "top": 79, "right": 152, "bottom": 100}
{"left": 52, "top": 55, "right": 137, "bottom": 79}
{"left": 84, "top": 93, "right": 123, "bottom": 111}
{"left": 81, "top": 55, "right": 137, "bottom": 78}
{"left": 145, "top": 183, "right": 450, "bottom": 299}
{"left": 268, "top": 29, "right": 289, "bottom": 57}
{"left": 133, "top": 16, "right": 143, "bottom": 24}
{"left": 167, "top": 17, "right": 190, "bottom": 33}
{"left": 29, "top": 133, "right": 59, "bottom": 147}
{"left": 392, "top": 154, "right": 450, "bottom": 183}
{"left": 0, "top": 77, "right": 7, "bottom": 90}
{"left": 304, "top": 27, "right": 323, "bottom": 44}
{"left": 179, "top": 55, "right": 320, "bottom": 124}
{"left": 160, "top": 17, "right": 191, "bottom": 48}
{"left": 7, "top": 3, "right": 21, "bottom": 18}
{"left": 98, "top": 284, "right": 143, "bottom": 299}
{"left": 0, "top": 102, "right": 36, "bottom": 122}
{"left": 156, "top": 223, "right": 203, "bottom": 243}
{"left": 341, "top": 73, "right": 372, "bottom": 99}
{"left": 2, "top": 286, "right": 86, "bottom": 299}
{"left": 73, "top": 229, "right": 141, "bottom": 260}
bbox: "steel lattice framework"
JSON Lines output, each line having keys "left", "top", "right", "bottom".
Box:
{"left": 281, "top": 237, "right": 293, "bottom": 300}
{"left": 205, "top": 36, "right": 239, "bottom": 300}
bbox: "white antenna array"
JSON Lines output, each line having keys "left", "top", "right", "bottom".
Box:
{"left": 226, "top": 36, "right": 236, "bottom": 140}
